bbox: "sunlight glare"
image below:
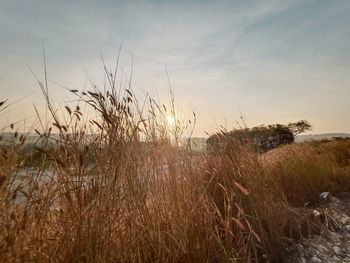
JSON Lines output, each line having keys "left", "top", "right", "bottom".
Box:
{"left": 166, "top": 114, "right": 176, "bottom": 127}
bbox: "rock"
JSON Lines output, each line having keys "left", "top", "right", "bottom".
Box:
{"left": 333, "top": 246, "right": 341, "bottom": 255}
{"left": 316, "top": 244, "right": 328, "bottom": 252}
{"left": 327, "top": 241, "right": 333, "bottom": 247}
{"left": 329, "top": 231, "right": 341, "bottom": 239}
{"left": 296, "top": 244, "right": 304, "bottom": 251}
{"left": 332, "top": 255, "right": 340, "bottom": 262}
{"left": 313, "top": 209, "right": 321, "bottom": 217}
{"left": 320, "top": 192, "right": 330, "bottom": 200}
{"left": 340, "top": 217, "right": 349, "bottom": 225}
{"left": 311, "top": 255, "right": 321, "bottom": 263}
{"left": 329, "top": 196, "right": 340, "bottom": 204}
{"left": 344, "top": 225, "right": 350, "bottom": 231}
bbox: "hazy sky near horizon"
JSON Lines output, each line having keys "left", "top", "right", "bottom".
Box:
{"left": 0, "top": 0, "right": 349, "bottom": 136}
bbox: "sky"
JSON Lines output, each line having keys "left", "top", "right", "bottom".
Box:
{"left": 0, "top": 0, "right": 349, "bottom": 136}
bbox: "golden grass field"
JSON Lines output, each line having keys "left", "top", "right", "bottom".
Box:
{"left": 1, "top": 69, "right": 350, "bottom": 262}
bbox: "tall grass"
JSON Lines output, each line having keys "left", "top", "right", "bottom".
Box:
{"left": 1, "top": 64, "right": 350, "bottom": 262}
{"left": 265, "top": 139, "right": 350, "bottom": 206}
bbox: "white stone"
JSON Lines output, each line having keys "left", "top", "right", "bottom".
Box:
{"left": 311, "top": 256, "right": 321, "bottom": 263}
{"left": 332, "top": 246, "right": 341, "bottom": 255}
{"left": 319, "top": 192, "right": 329, "bottom": 200}
{"left": 316, "top": 244, "right": 328, "bottom": 252}
{"left": 313, "top": 209, "right": 321, "bottom": 217}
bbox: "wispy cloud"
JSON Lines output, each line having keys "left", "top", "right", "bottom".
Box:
{"left": 0, "top": 0, "right": 349, "bottom": 134}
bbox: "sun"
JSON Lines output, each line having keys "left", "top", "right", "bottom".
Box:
{"left": 166, "top": 114, "right": 176, "bottom": 127}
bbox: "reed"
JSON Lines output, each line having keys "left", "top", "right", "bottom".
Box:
{"left": 1, "top": 64, "right": 349, "bottom": 262}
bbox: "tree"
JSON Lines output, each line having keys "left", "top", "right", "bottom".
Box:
{"left": 287, "top": 120, "right": 312, "bottom": 137}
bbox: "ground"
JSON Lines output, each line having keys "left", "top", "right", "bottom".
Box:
{"left": 285, "top": 194, "right": 350, "bottom": 262}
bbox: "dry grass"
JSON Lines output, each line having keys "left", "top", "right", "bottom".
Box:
{"left": 264, "top": 139, "right": 350, "bottom": 206}
{"left": 0, "top": 66, "right": 349, "bottom": 262}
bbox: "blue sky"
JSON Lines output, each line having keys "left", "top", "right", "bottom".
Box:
{"left": 0, "top": 0, "right": 349, "bottom": 135}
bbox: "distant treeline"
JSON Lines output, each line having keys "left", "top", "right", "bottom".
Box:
{"left": 206, "top": 120, "right": 311, "bottom": 153}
